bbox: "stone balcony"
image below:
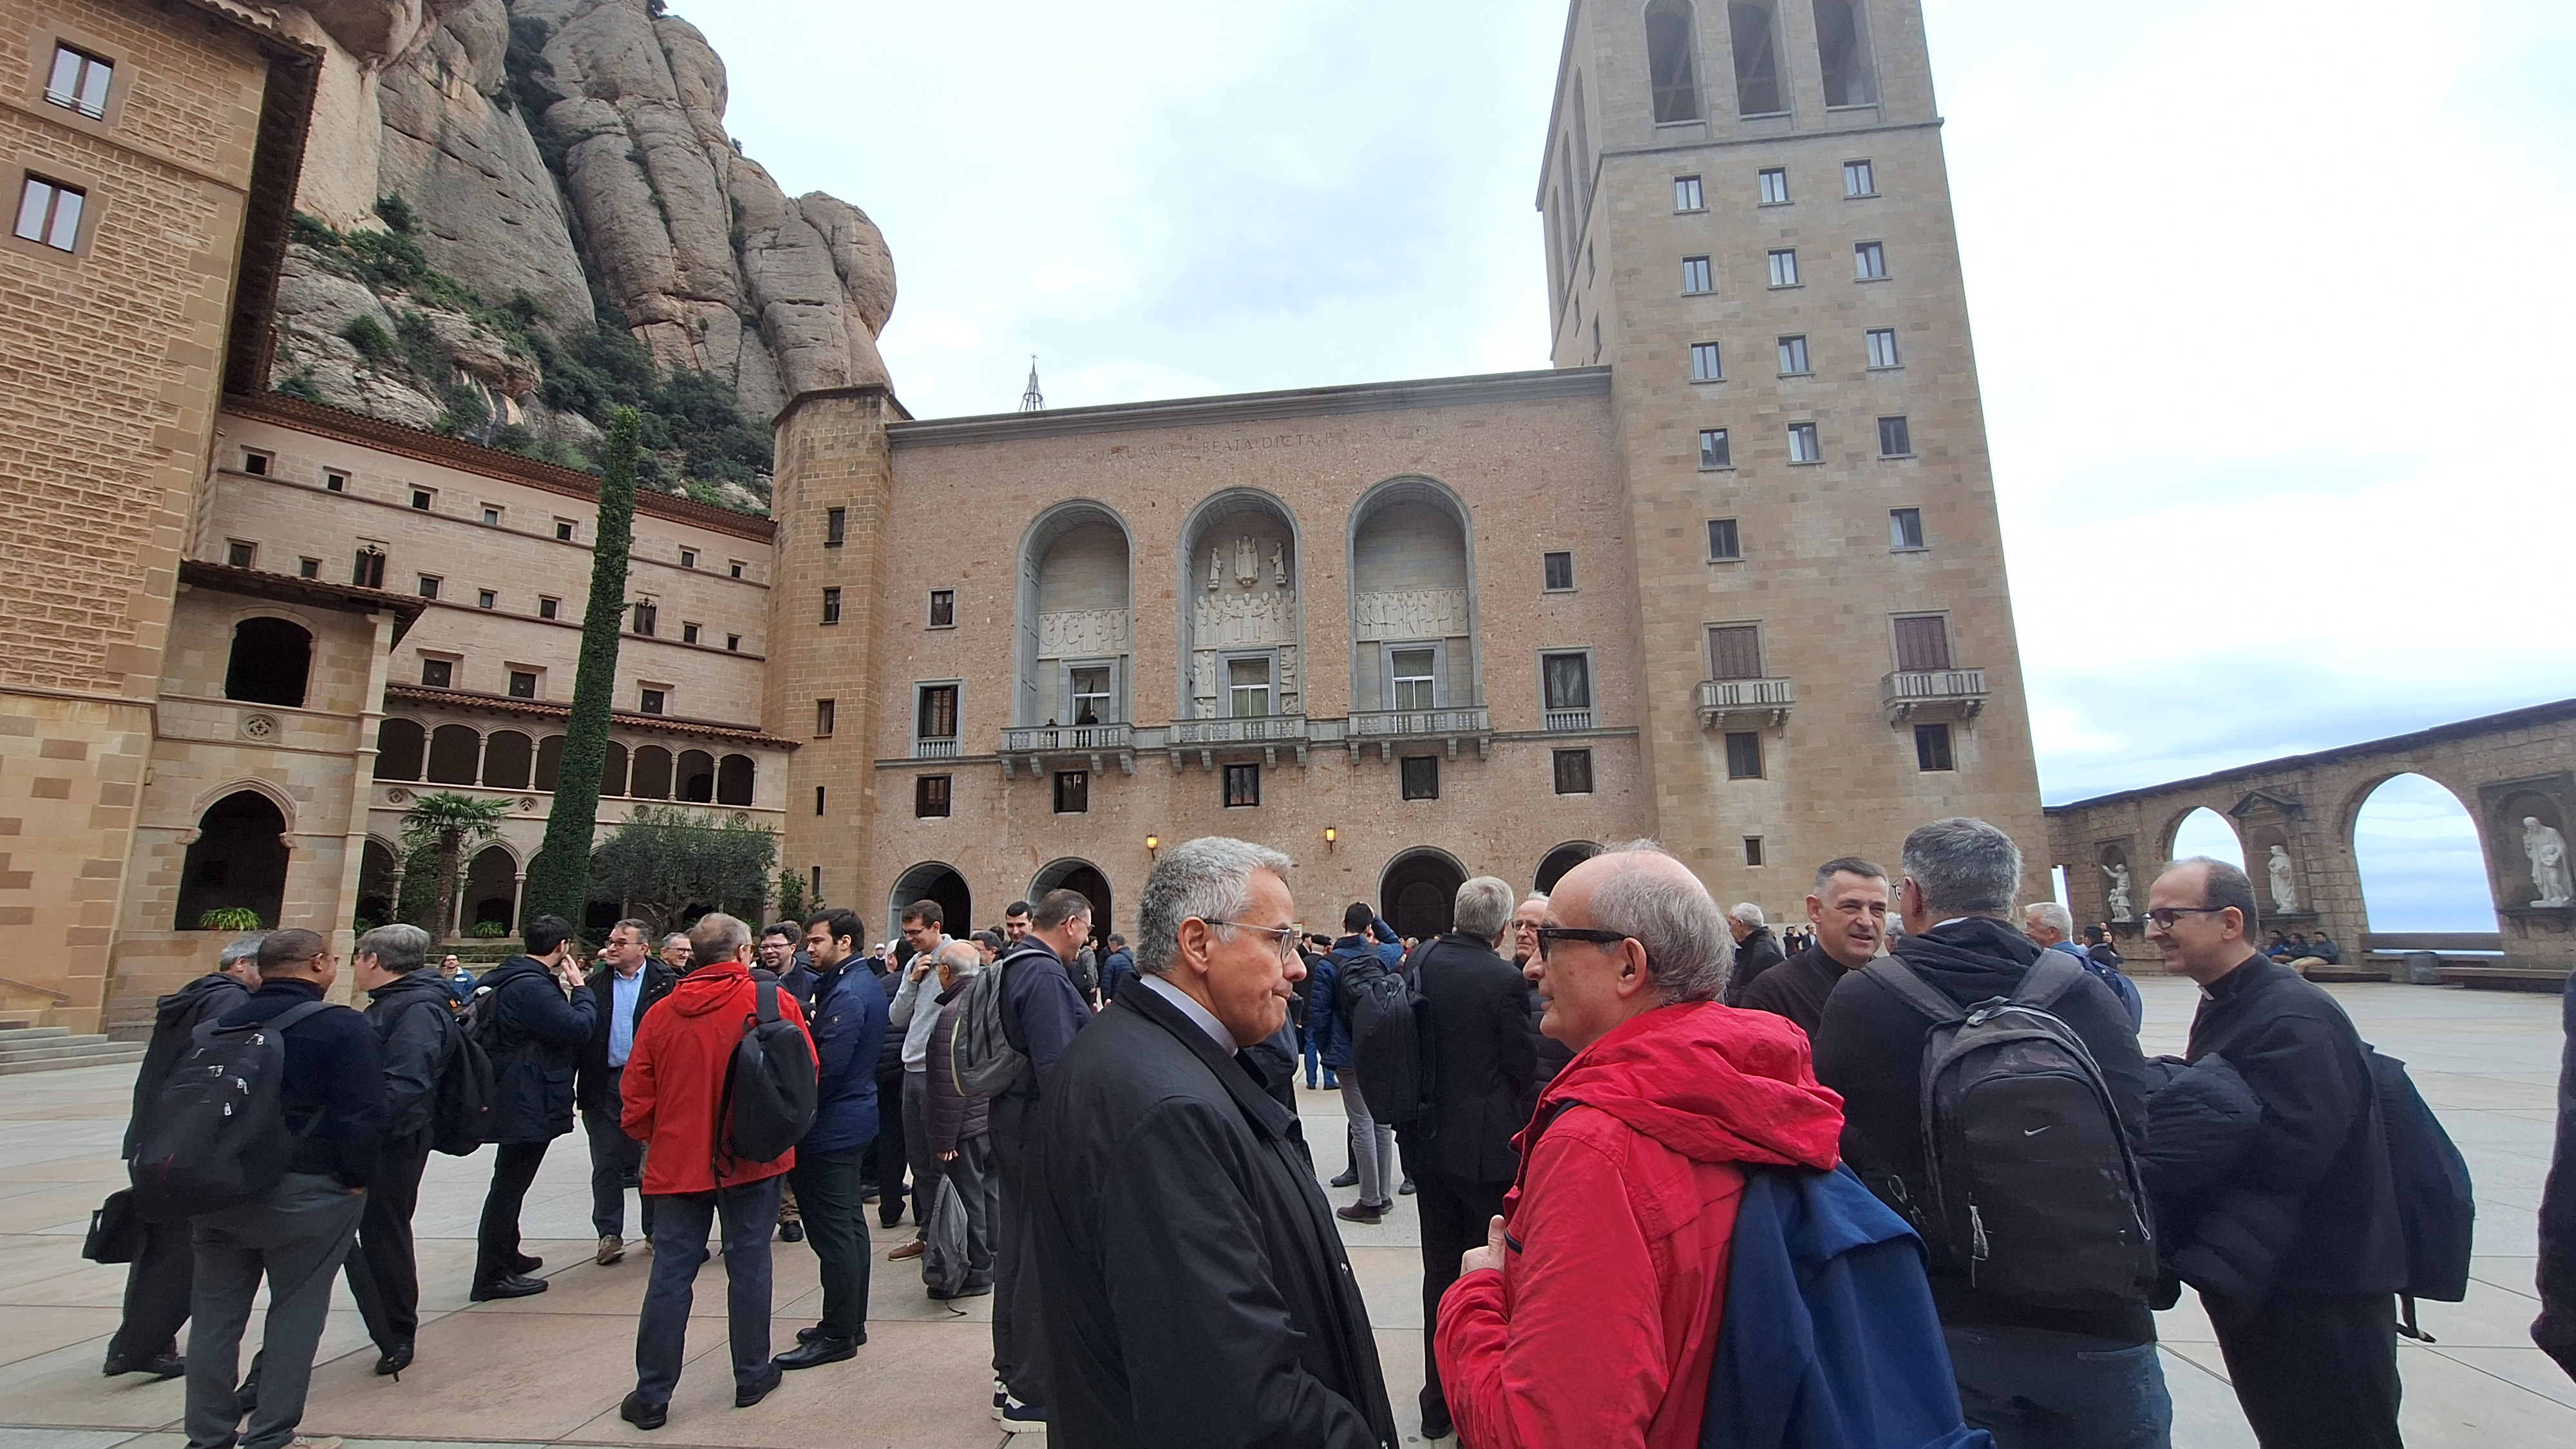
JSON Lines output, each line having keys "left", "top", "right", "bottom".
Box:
{"left": 1347, "top": 706, "right": 1493, "bottom": 761}
{"left": 1542, "top": 707, "right": 1595, "bottom": 732}
{"left": 1880, "top": 667, "right": 1989, "bottom": 724}
{"left": 1168, "top": 713, "right": 1311, "bottom": 769}
{"left": 1000, "top": 722, "right": 1135, "bottom": 777}
{"left": 1695, "top": 677, "right": 1794, "bottom": 730}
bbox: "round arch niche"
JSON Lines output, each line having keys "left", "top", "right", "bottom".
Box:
{"left": 1031, "top": 857, "right": 1113, "bottom": 947}
{"left": 1016, "top": 502, "right": 1135, "bottom": 729}
{"left": 1535, "top": 840, "right": 1600, "bottom": 894}
{"left": 889, "top": 860, "right": 973, "bottom": 940}
{"left": 1347, "top": 475, "right": 1479, "bottom": 715}
{"left": 2166, "top": 806, "right": 2243, "bottom": 869}
{"left": 1380, "top": 848, "right": 1468, "bottom": 940}
{"left": 1177, "top": 488, "right": 1303, "bottom": 723}
{"left": 175, "top": 790, "right": 289, "bottom": 930}
{"left": 2351, "top": 773, "right": 2497, "bottom": 931}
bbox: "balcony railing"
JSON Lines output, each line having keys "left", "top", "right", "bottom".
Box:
{"left": 913, "top": 737, "right": 960, "bottom": 759}
{"left": 1542, "top": 707, "right": 1595, "bottom": 732}
{"left": 1696, "top": 677, "right": 1794, "bottom": 729}
{"left": 1349, "top": 706, "right": 1490, "bottom": 738}
{"left": 1172, "top": 715, "right": 1311, "bottom": 745}
{"left": 1002, "top": 723, "right": 1132, "bottom": 754}
{"left": 1880, "top": 667, "right": 1989, "bottom": 724}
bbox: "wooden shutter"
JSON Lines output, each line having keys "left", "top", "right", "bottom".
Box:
{"left": 1707, "top": 625, "right": 1763, "bottom": 680}
{"left": 1893, "top": 616, "right": 1952, "bottom": 672}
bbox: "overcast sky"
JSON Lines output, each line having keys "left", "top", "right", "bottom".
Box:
{"left": 685, "top": 0, "right": 2570, "bottom": 929}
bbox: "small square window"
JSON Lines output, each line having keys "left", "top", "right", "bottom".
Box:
{"left": 1891, "top": 507, "right": 1927, "bottom": 550}
{"left": 1553, "top": 748, "right": 1593, "bottom": 796}
{"left": 1707, "top": 518, "right": 1741, "bottom": 562}
{"left": 640, "top": 688, "right": 667, "bottom": 715}
{"left": 725, "top": 634, "right": 741, "bottom": 652}
{"left": 916, "top": 774, "right": 952, "bottom": 819}
{"left": 1054, "top": 770, "right": 1090, "bottom": 813}
{"left": 1224, "top": 762, "right": 1262, "bottom": 808}
{"left": 1674, "top": 175, "right": 1704, "bottom": 211}
{"left": 44, "top": 46, "right": 113, "bottom": 120}
{"left": 679, "top": 549, "right": 697, "bottom": 570}
{"left": 1725, "top": 730, "right": 1765, "bottom": 779}
{"left": 1855, "top": 241, "right": 1888, "bottom": 279}
{"left": 420, "top": 658, "right": 452, "bottom": 688}
{"left": 410, "top": 489, "right": 432, "bottom": 511}
{"left": 1400, "top": 755, "right": 1440, "bottom": 801}
{"left": 14, "top": 175, "right": 84, "bottom": 252}
{"left": 323, "top": 471, "right": 346, "bottom": 492}
{"left": 631, "top": 600, "right": 657, "bottom": 636}
{"left": 1745, "top": 835, "right": 1766, "bottom": 867}
{"left": 1681, "top": 256, "right": 1712, "bottom": 294}
{"left": 507, "top": 670, "right": 537, "bottom": 699}
{"left": 477, "top": 589, "right": 497, "bottom": 609}
{"left": 1879, "top": 415, "right": 1913, "bottom": 457}
{"left": 224, "top": 540, "right": 255, "bottom": 568}
{"left": 416, "top": 574, "right": 440, "bottom": 600}
{"left": 1788, "top": 422, "right": 1822, "bottom": 464}
{"left": 821, "top": 587, "right": 842, "bottom": 625}
{"left": 1542, "top": 551, "right": 1575, "bottom": 591}
{"left": 1777, "top": 335, "right": 1810, "bottom": 375}
{"left": 538, "top": 595, "right": 560, "bottom": 620}
{"left": 815, "top": 786, "right": 827, "bottom": 817}
{"left": 1699, "top": 427, "right": 1732, "bottom": 469}
{"left": 815, "top": 697, "right": 835, "bottom": 737}
{"left": 1758, "top": 167, "right": 1790, "bottom": 205}
{"left": 481, "top": 506, "right": 502, "bottom": 526}
{"left": 1844, "top": 159, "right": 1877, "bottom": 197}
{"left": 1767, "top": 249, "right": 1800, "bottom": 287}
{"left": 825, "top": 507, "right": 846, "bottom": 547}
{"left": 681, "top": 621, "right": 701, "bottom": 645}
{"left": 555, "top": 518, "right": 576, "bottom": 542}
{"left": 729, "top": 560, "right": 744, "bottom": 579}
{"left": 1916, "top": 722, "right": 1955, "bottom": 772}
{"left": 297, "top": 556, "right": 319, "bottom": 579}
{"left": 1866, "top": 328, "right": 1902, "bottom": 369}
{"left": 1690, "top": 341, "right": 1724, "bottom": 382}
{"left": 929, "top": 589, "right": 956, "bottom": 628}
{"left": 240, "top": 450, "right": 270, "bottom": 476}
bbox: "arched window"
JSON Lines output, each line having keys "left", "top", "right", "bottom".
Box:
{"left": 1812, "top": 0, "right": 1877, "bottom": 106}
{"left": 677, "top": 749, "right": 715, "bottom": 802}
{"left": 534, "top": 735, "right": 565, "bottom": 792}
{"left": 630, "top": 745, "right": 673, "bottom": 800}
{"left": 716, "top": 753, "right": 755, "bottom": 807}
{"left": 600, "top": 740, "right": 629, "bottom": 797}
{"left": 425, "top": 724, "right": 480, "bottom": 784}
{"left": 1728, "top": 2, "right": 1783, "bottom": 115}
{"left": 1647, "top": 0, "right": 1704, "bottom": 123}
{"left": 175, "top": 790, "right": 288, "bottom": 929}
{"left": 375, "top": 718, "right": 425, "bottom": 781}
{"left": 483, "top": 731, "right": 533, "bottom": 790}
{"left": 223, "top": 617, "right": 311, "bottom": 708}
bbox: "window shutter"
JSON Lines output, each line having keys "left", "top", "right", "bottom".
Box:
{"left": 1893, "top": 616, "right": 1952, "bottom": 672}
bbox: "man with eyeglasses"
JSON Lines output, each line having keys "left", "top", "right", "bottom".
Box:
{"left": 2144, "top": 857, "right": 2405, "bottom": 1449}
{"left": 987, "top": 888, "right": 1097, "bottom": 1434}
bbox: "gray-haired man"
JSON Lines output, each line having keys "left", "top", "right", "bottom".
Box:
{"left": 342, "top": 923, "right": 455, "bottom": 1376}
{"left": 1721, "top": 902, "right": 1786, "bottom": 1007}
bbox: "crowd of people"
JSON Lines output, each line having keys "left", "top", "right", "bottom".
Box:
{"left": 94, "top": 818, "right": 2576, "bottom": 1449}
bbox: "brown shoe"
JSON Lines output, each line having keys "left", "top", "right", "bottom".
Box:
{"left": 888, "top": 1238, "right": 927, "bottom": 1262}
{"left": 596, "top": 1234, "right": 625, "bottom": 1266}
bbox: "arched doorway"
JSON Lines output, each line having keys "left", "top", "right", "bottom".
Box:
{"left": 1380, "top": 848, "right": 1466, "bottom": 941}
{"left": 890, "top": 860, "right": 973, "bottom": 940}
{"left": 176, "top": 790, "right": 289, "bottom": 930}
{"left": 2167, "top": 807, "right": 2243, "bottom": 869}
{"left": 2354, "top": 774, "right": 2496, "bottom": 931}
{"left": 1032, "top": 857, "right": 1113, "bottom": 947}
{"left": 357, "top": 837, "right": 399, "bottom": 929}
{"left": 1535, "top": 840, "right": 1600, "bottom": 894}
{"left": 465, "top": 845, "right": 518, "bottom": 933}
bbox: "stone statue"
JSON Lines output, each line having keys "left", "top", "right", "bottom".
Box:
{"left": 1207, "top": 547, "right": 1221, "bottom": 592}
{"left": 1270, "top": 541, "right": 1287, "bottom": 586}
{"left": 2267, "top": 844, "right": 2298, "bottom": 914}
{"left": 2526, "top": 817, "right": 2573, "bottom": 907}
{"left": 2101, "top": 862, "right": 2134, "bottom": 922}
{"left": 1234, "top": 535, "right": 1259, "bottom": 588}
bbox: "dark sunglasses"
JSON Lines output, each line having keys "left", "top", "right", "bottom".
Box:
{"left": 1533, "top": 926, "right": 1631, "bottom": 961}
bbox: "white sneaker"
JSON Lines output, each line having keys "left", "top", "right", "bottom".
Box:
{"left": 998, "top": 1399, "right": 1048, "bottom": 1436}
{"left": 992, "top": 1378, "right": 1008, "bottom": 1419}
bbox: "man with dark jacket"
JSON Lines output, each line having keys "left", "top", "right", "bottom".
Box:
{"left": 1510, "top": 894, "right": 1573, "bottom": 1088}
{"left": 106, "top": 934, "right": 260, "bottom": 1380}
{"left": 1742, "top": 857, "right": 1890, "bottom": 1034}
{"left": 1098, "top": 933, "right": 1137, "bottom": 1002}
{"left": 924, "top": 940, "right": 996, "bottom": 1298}
{"left": 2538, "top": 965, "right": 2576, "bottom": 1380}
{"left": 1813, "top": 820, "right": 2168, "bottom": 1448}
{"left": 774, "top": 907, "right": 889, "bottom": 1370}
{"left": 342, "top": 923, "right": 455, "bottom": 1376}
{"left": 1400, "top": 876, "right": 1539, "bottom": 1439}
{"left": 1719, "top": 903, "right": 1786, "bottom": 1007}
{"left": 469, "top": 913, "right": 595, "bottom": 1300}
{"left": 884, "top": 901, "right": 952, "bottom": 1262}
{"left": 182, "top": 929, "right": 381, "bottom": 1449}
{"left": 580, "top": 918, "right": 675, "bottom": 1266}
{"left": 1031, "top": 837, "right": 1397, "bottom": 1448}
{"left": 1326, "top": 903, "right": 1404, "bottom": 1214}
{"left": 989, "top": 887, "right": 1097, "bottom": 1434}
{"left": 2145, "top": 857, "right": 2406, "bottom": 1447}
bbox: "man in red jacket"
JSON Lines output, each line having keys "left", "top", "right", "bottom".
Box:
{"left": 1434, "top": 843, "right": 1845, "bottom": 1448}
{"left": 617, "top": 913, "right": 814, "bottom": 1432}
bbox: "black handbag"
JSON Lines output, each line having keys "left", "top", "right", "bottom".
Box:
{"left": 82, "top": 1188, "right": 140, "bottom": 1264}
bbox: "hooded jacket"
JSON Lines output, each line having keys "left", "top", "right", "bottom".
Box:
{"left": 1435, "top": 999, "right": 1844, "bottom": 1449}
{"left": 473, "top": 954, "right": 597, "bottom": 1144}
{"left": 125, "top": 971, "right": 250, "bottom": 1156}
{"left": 365, "top": 969, "right": 461, "bottom": 1143}
{"left": 620, "top": 957, "right": 813, "bottom": 1193}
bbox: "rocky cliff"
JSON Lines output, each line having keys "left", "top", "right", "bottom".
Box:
{"left": 262, "top": 0, "right": 894, "bottom": 508}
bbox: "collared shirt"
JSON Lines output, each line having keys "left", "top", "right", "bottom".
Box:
{"left": 607, "top": 965, "right": 643, "bottom": 1067}
{"left": 1137, "top": 972, "right": 1233, "bottom": 1052}
{"left": 888, "top": 934, "right": 952, "bottom": 1070}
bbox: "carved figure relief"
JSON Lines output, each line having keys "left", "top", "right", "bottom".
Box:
{"left": 1208, "top": 547, "right": 1222, "bottom": 592}
{"left": 2267, "top": 844, "right": 2298, "bottom": 914}
{"left": 1270, "top": 542, "right": 1287, "bottom": 586}
{"left": 1235, "top": 535, "right": 1259, "bottom": 588}
{"left": 1354, "top": 589, "right": 1470, "bottom": 642}
{"left": 2526, "top": 817, "right": 2573, "bottom": 906}
{"left": 2102, "top": 862, "right": 2134, "bottom": 922}
{"left": 1038, "top": 609, "right": 1128, "bottom": 658}
{"left": 1194, "top": 590, "right": 1296, "bottom": 647}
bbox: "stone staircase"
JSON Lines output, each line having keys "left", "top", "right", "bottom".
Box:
{"left": 0, "top": 1025, "right": 147, "bottom": 1075}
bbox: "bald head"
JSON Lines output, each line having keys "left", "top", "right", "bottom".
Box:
{"left": 1553, "top": 842, "right": 1731, "bottom": 1005}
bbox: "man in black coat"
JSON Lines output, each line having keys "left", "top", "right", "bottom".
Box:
{"left": 2146, "top": 857, "right": 2406, "bottom": 1448}
{"left": 104, "top": 934, "right": 260, "bottom": 1379}
{"left": 1397, "top": 876, "right": 1537, "bottom": 1441}
{"left": 1743, "top": 857, "right": 1891, "bottom": 1034}
{"left": 989, "top": 887, "right": 1099, "bottom": 1432}
{"left": 339, "top": 923, "right": 457, "bottom": 1377}
{"left": 469, "top": 913, "right": 595, "bottom": 1300}
{"left": 1030, "top": 837, "right": 1396, "bottom": 1448}
{"left": 2538, "top": 965, "right": 2576, "bottom": 1381}
{"left": 580, "top": 918, "right": 675, "bottom": 1266}
{"left": 1719, "top": 902, "right": 1786, "bottom": 1007}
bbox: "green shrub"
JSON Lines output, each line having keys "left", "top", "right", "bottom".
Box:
{"left": 373, "top": 193, "right": 418, "bottom": 235}
{"left": 340, "top": 314, "right": 396, "bottom": 365}
{"left": 196, "top": 906, "right": 264, "bottom": 932}
{"left": 469, "top": 920, "right": 510, "bottom": 938}
{"left": 276, "top": 370, "right": 325, "bottom": 402}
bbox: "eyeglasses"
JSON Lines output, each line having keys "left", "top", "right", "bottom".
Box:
{"left": 1203, "top": 918, "right": 1300, "bottom": 962}
{"left": 1533, "top": 925, "right": 1631, "bottom": 961}
{"left": 2143, "top": 905, "right": 2229, "bottom": 929}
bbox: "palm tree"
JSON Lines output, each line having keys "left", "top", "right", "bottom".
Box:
{"left": 401, "top": 791, "right": 511, "bottom": 940}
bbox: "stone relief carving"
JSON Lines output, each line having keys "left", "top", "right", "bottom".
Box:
{"left": 1038, "top": 609, "right": 1128, "bottom": 658}
{"left": 1193, "top": 590, "right": 1296, "bottom": 648}
{"left": 2101, "top": 862, "right": 2134, "bottom": 922}
{"left": 2267, "top": 844, "right": 2298, "bottom": 914}
{"left": 2526, "top": 817, "right": 2573, "bottom": 906}
{"left": 1208, "top": 547, "right": 1222, "bottom": 592}
{"left": 1235, "top": 535, "right": 1260, "bottom": 588}
{"left": 1354, "top": 588, "right": 1470, "bottom": 642}
{"left": 1270, "top": 542, "right": 1287, "bottom": 586}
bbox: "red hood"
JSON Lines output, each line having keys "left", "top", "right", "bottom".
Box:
{"left": 1531, "top": 1001, "right": 1844, "bottom": 1171}
{"left": 667, "top": 959, "right": 753, "bottom": 1016}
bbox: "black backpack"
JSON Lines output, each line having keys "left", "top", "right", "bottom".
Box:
{"left": 1862, "top": 954, "right": 2155, "bottom": 1309}
{"left": 128, "top": 1000, "right": 330, "bottom": 1222}
{"left": 1341, "top": 943, "right": 1433, "bottom": 1129}
{"left": 2367, "top": 1046, "right": 2474, "bottom": 1340}
{"left": 422, "top": 997, "right": 496, "bottom": 1156}
{"left": 717, "top": 978, "right": 818, "bottom": 1170}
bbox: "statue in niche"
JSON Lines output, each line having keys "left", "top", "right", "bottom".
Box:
{"left": 2526, "top": 817, "right": 2573, "bottom": 906}
{"left": 1234, "top": 535, "right": 1259, "bottom": 588}
{"left": 1270, "top": 542, "right": 1287, "bottom": 586}
{"left": 2267, "top": 844, "right": 2298, "bottom": 914}
{"left": 1207, "top": 547, "right": 1222, "bottom": 592}
{"left": 2101, "top": 861, "right": 2134, "bottom": 922}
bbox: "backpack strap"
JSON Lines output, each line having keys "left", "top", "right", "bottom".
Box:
{"left": 1502, "top": 1097, "right": 1584, "bottom": 1252}
{"left": 1862, "top": 956, "right": 1965, "bottom": 1026}
{"left": 2011, "top": 952, "right": 2088, "bottom": 1012}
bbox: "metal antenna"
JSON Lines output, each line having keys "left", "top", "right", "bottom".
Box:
{"left": 1019, "top": 356, "right": 1044, "bottom": 412}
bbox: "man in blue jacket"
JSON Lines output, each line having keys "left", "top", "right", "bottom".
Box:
{"left": 469, "top": 914, "right": 595, "bottom": 1301}
{"left": 774, "top": 907, "right": 888, "bottom": 1370}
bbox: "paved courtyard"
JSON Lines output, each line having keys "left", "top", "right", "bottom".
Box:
{"left": 0, "top": 973, "right": 2568, "bottom": 1449}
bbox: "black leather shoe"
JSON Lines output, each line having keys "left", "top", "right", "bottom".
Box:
{"left": 773, "top": 1335, "right": 858, "bottom": 1370}
{"left": 373, "top": 1341, "right": 413, "bottom": 1377}
{"left": 777, "top": 1220, "right": 804, "bottom": 1243}
{"left": 102, "top": 1350, "right": 185, "bottom": 1379}
{"left": 620, "top": 1392, "right": 667, "bottom": 1431}
{"left": 469, "top": 1274, "right": 549, "bottom": 1302}
{"left": 512, "top": 1253, "right": 543, "bottom": 1274}
{"left": 928, "top": 1280, "right": 992, "bottom": 1301}
{"left": 878, "top": 1205, "right": 905, "bottom": 1229}
{"left": 735, "top": 1363, "right": 784, "bottom": 1407}
{"left": 1330, "top": 1168, "right": 1359, "bottom": 1188}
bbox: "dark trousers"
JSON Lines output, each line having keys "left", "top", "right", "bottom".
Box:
{"left": 873, "top": 1068, "right": 910, "bottom": 1224}
{"left": 900, "top": 1070, "right": 933, "bottom": 1234}
{"left": 2206, "top": 1291, "right": 2401, "bottom": 1449}
{"left": 1412, "top": 1168, "right": 1509, "bottom": 1432}
{"left": 584, "top": 1095, "right": 652, "bottom": 1238}
{"left": 947, "top": 1132, "right": 998, "bottom": 1285}
{"left": 341, "top": 1135, "right": 430, "bottom": 1349}
{"left": 475, "top": 1138, "right": 549, "bottom": 1287}
{"left": 111, "top": 1215, "right": 196, "bottom": 1365}
{"left": 184, "top": 1173, "right": 363, "bottom": 1449}
{"left": 1942, "top": 1322, "right": 2172, "bottom": 1449}
{"left": 992, "top": 1130, "right": 1048, "bottom": 1405}
{"left": 786, "top": 1145, "right": 870, "bottom": 1340}
{"left": 635, "top": 1174, "right": 784, "bottom": 1401}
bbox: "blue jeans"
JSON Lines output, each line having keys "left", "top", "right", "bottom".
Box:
{"left": 1942, "top": 1323, "right": 2171, "bottom": 1449}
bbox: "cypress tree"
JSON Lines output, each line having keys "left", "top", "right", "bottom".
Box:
{"left": 522, "top": 406, "right": 641, "bottom": 926}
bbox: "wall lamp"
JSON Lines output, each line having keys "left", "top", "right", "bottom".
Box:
{"left": 1323, "top": 825, "right": 1338, "bottom": 848}
{"left": 1145, "top": 833, "right": 1160, "bottom": 855}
